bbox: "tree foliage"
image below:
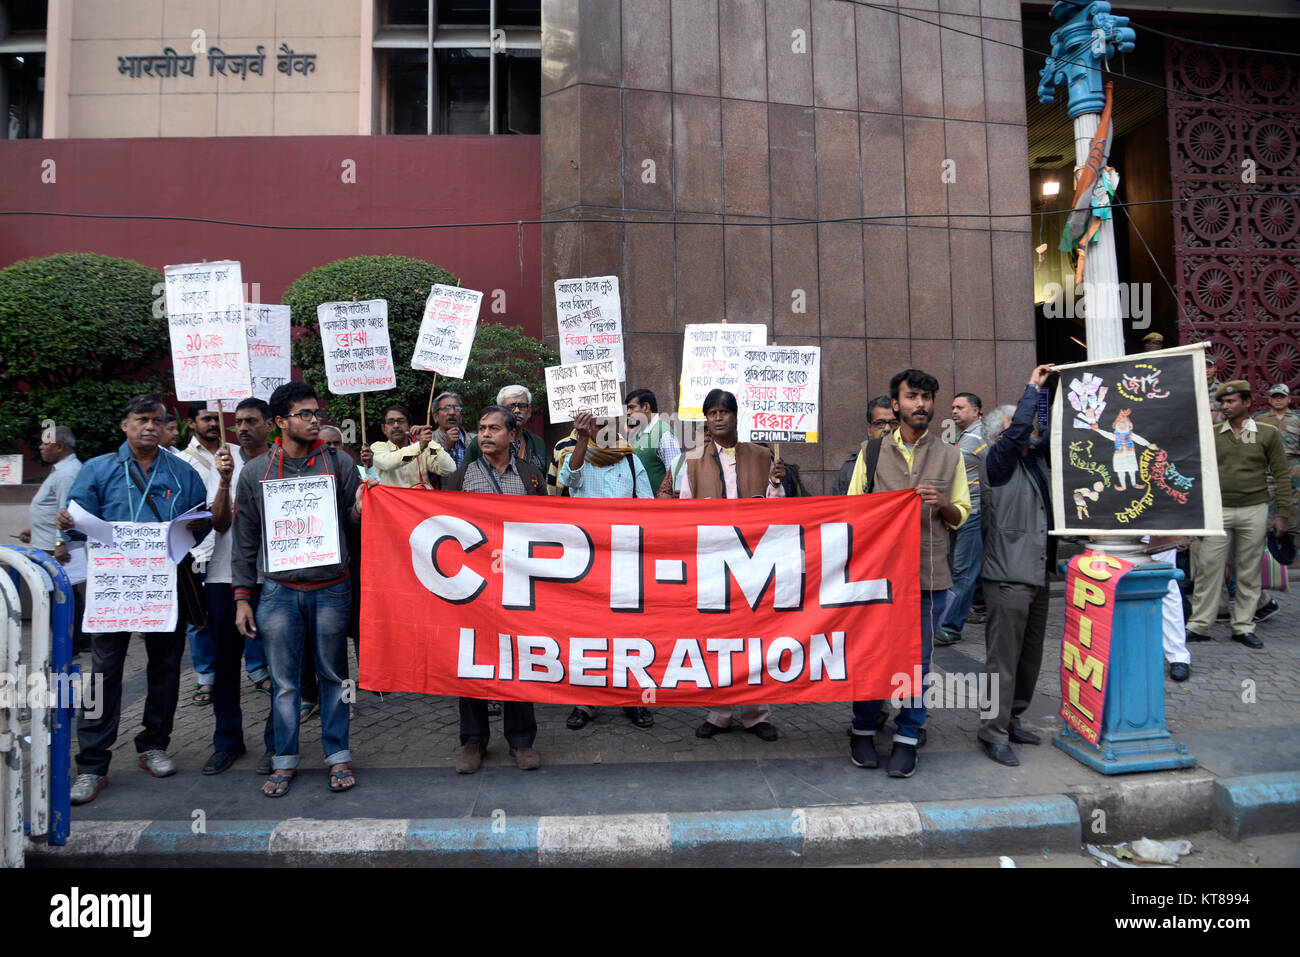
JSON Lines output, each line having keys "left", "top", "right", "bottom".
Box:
{"left": 284, "top": 255, "right": 556, "bottom": 436}
{"left": 0, "top": 253, "right": 169, "bottom": 461}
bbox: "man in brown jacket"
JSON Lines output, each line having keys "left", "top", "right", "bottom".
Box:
{"left": 675, "top": 389, "right": 788, "bottom": 742}
{"left": 845, "top": 369, "right": 970, "bottom": 777}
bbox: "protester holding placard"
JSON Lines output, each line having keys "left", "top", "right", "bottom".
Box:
{"left": 55, "top": 394, "right": 209, "bottom": 805}
{"left": 370, "top": 402, "right": 454, "bottom": 488}
{"left": 178, "top": 403, "right": 229, "bottom": 708}
{"left": 442, "top": 404, "right": 548, "bottom": 773}
{"left": 431, "top": 391, "right": 469, "bottom": 469}
{"left": 232, "top": 382, "right": 367, "bottom": 797}
{"left": 465, "top": 385, "right": 548, "bottom": 473}
{"left": 682, "top": 389, "right": 786, "bottom": 743}
{"left": 556, "top": 409, "right": 655, "bottom": 732}
{"left": 977, "top": 365, "right": 1057, "bottom": 767}
{"left": 845, "top": 370, "right": 970, "bottom": 778}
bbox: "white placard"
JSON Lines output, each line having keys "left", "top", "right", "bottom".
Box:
{"left": 0, "top": 454, "right": 21, "bottom": 485}
{"left": 83, "top": 522, "right": 177, "bottom": 633}
{"left": 317, "top": 299, "right": 396, "bottom": 394}
{"left": 678, "top": 323, "right": 768, "bottom": 420}
{"left": 222, "top": 304, "right": 292, "bottom": 411}
{"left": 261, "top": 474, "right": 342, "bottom": 573}
{"left": 164, "top": 260, "right": 253, "bottom": 403}
{"left": 412, "top": 284, "right": 482, "bottom": 378}
{"left": 737, "top": 345, "right": 821, "bottom": 443}
{"left": 555, "top": 276, "right": 625, "bottom": 381}
{"left": 544, "top": 359, "right": 623, "bottom": 424}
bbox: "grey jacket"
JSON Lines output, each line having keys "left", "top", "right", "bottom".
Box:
{"left": 980, "top": 385, "right": 1056, "bottom": 587}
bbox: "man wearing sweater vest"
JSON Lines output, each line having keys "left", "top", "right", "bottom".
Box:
{"left": 1186, "top": 380, "right": 1292, "bottom": 650}
{"left": 684, "top": 389, "right": 788, "bottom": 742}
{"left": 845, "top": 369, "right": 970, "bottom": 777}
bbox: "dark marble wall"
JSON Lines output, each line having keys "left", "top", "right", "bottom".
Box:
{"left": 541, "top": 0, "right": 1035, "bottom": 492}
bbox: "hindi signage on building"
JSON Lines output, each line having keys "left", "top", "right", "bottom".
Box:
{"left": 1050, "top": 344, "right": 1222, "bottom": 536}
{"left": 164, "top": 260, "right": 253, "bottom": 403}
{"left": 556, "top": 276, "right": 625, "bottom": 381}
{"left": 317, "top": 300, "right": 396, "bottom": 394}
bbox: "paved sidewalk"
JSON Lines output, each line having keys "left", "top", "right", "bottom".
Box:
{"left": 19, "top": 578, "right": 1300, "bottom": 864}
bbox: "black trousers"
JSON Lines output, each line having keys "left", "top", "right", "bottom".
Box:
{"left": 209, "top": 584, "right": 275, "bottom": 755}
{"left": 459, "top": 698, "right": 536, "bottom": 749}
{"left": 978, "top": 576, "right": 1050, "bottom": 746}
{"left": 76, "top": 624, "right": 185, "bottom": 775}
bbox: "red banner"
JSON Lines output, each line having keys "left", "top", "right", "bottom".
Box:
{"left": 358, "top": 486, "right": 922, "bottom": 706}
{"left": 1060, "top": 551, "right": 1134, "bottom": 746}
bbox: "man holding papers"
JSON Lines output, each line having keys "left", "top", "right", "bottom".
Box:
{"left": 56, "top": 394, "right": 209, "bottom": 805}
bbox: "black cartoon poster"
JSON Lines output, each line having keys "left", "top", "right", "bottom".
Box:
{"left": 1051, "top": 344, "right": 1223, "bottom": 536}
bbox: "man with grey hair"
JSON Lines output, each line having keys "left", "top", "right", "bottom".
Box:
{"left": 431, "top": 391, "right": 468, "bottom": 469}
{"left": 465, "top": 384, "right": 547, "bottom": 472}
{"left": 20, "top": 425, "right": 87, "bottom": 647}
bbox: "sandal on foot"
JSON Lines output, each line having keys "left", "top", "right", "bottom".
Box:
{"left": 193, "top": 683, "right": 213, "bottom": 706}
{"left": 300, "top": 701, "right": 319, "bottom": 720}
{"left": 261, "top": 770, "right": 295, "bottom": 798}
{"left": 566, "top": 707, "right": 593, "bottom": 730}
{"left": 328, "top": 764, "right": 356, "bottom": 793}
{"left": 253, "top": 678, "right": 273, "bottom": 696}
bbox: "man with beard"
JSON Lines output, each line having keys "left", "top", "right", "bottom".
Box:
{"left": 845, "top": 369, "right": 970, "bottom": 778}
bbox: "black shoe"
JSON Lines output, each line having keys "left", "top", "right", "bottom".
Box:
{"left": 745, "top": 721, "right": 779, "bottom": 742}
{"left": 202, "top": 744, "right": 246, "bottom": 776}
{"left": 916, "top": 727, "right": 928, "bottom": 749}
{"left": 1254, "top": 598, "right": 1279, "bottom": 623}
{"left": 849, "top": 733, "right": 878, "bottom": 768}
{"left": 886, "top": 743, "right": 918, "bottom": 778}
{"left": 1169, "top": 662, "right": 1191, "bottom": 682}
{"left": 1185, "top": 630, "right": 1213, "bottom": 643}
{"left": 981, "top": 738, "right": 1020, "bottom": 766}
{"left": 695, "top": 720, "right": 731, "bottom": 739}
{"left": 255, "top": 750, "right": 275, "bottom": 775}
{"left": 1215, "top": 609, "right": 1232, "bottom": 623}
{"left": 1007, "top": 728, "right": 1041, "bottom": 745}
{"left": 1232, "top": 632, "right": 1264, "bottom": 649}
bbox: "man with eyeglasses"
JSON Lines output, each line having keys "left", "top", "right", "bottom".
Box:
{"left": 232, "top": 382, "right": 368, "bottom": 798}
{"left": 431, "top": 391, "right": 468, "bottom": 469}
{"left": 831, "top": 396, "right": 898, "bottom": 495}
{"left": 370, "top": 402, "right": 454, "bottom": 488}
{"left": 466, "top": 384, "right": 548, "bottom": 473}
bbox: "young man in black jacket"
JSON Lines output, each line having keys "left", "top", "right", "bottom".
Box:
{"left": 233, "top": 382, "right": 366, "bottom": 797}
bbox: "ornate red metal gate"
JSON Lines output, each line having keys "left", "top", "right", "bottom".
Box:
{"left": 1168, "top": 39, "right": 1299, "bottom": 401}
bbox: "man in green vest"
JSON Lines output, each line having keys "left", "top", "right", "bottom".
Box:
{"left": 626, "top": 388, "right": 682, "bottom": 493}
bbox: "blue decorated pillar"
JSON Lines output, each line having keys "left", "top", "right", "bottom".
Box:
{"left": 1037, "top": 1, "right": 1136, "bottom": 362}
{"left": 1055, "top": 562, "right": 1197, "bottom": 774}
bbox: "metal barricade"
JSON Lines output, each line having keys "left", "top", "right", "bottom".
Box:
{"left": 1, "top": 571, "right": 23, "bottom": 867}
{"left": 0, "top": 545, "right": 76, "bottom": 856}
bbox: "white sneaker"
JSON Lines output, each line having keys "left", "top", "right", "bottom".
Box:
{"left": 70, "top": 773, "right": 107, "bottom": 804}
{"left": 137, "top": 750, "right": 176, "bottom": 777}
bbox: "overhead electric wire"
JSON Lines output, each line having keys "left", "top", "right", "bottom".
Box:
{"left": 1047, "top": 0, "right": 1300, "bottom": 58}
{"left": 0, "top": 190, "right": 1288, "bottom": 232}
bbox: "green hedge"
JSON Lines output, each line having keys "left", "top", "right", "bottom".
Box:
{"left": 0, "top": 253, "right": 169, "bottom": 461}
{"left": 284, "top": 255, "right": 556, "bottom": 436}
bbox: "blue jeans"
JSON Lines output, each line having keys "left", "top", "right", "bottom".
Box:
{"left": 851, "top": 589, "right": 940, "bottom": 743}
{"left": 256, "top": 578, "right": 353, "bottom": 771}
{"left": 187, "top": 622, "right": 216, "bottom": 686}
{"left": 243, "top": 632, "right": 270, "bottom": 684}
{"left": 940, "top": 515, "right": 983, "bottom": 634}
